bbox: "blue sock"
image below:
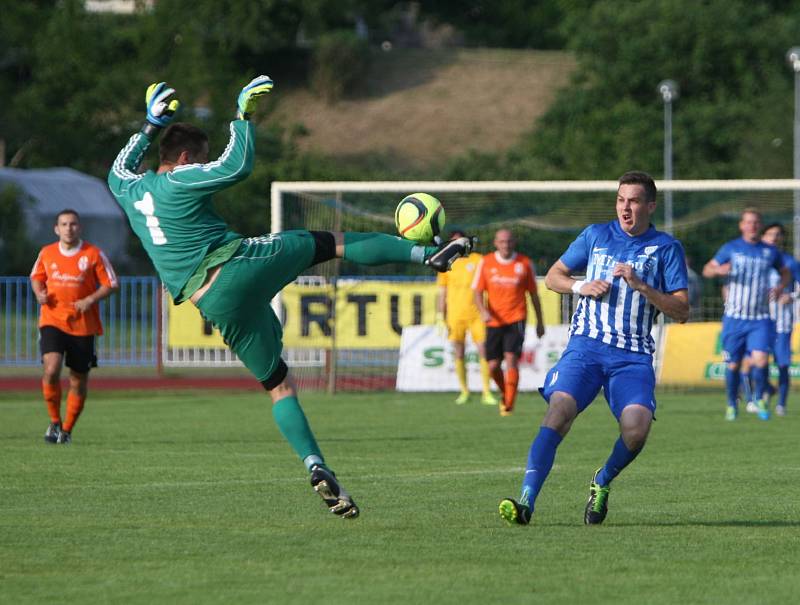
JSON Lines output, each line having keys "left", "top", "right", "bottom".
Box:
{"left": 740, "top": 370, "right": 752, "bottom": 403}
{"left": 725, "top": 367, "right": 740, "bottom": 408}
{"left": 594, "top": 437, "right": 643, "bottom": 487}
{"left": 751, "top": 366, "right": 767, "bottom": 401}
{"left": 778, "top": 366, "right": 790, "bottom": 407}
{"left": 519, "top": 426, "right": 563, "bottom": 511}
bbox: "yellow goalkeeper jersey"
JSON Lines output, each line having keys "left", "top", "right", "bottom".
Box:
{"left": 437, "top": 252, "right": 483, "bottom": 321}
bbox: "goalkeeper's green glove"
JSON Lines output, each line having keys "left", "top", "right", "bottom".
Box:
{"left": 145, "top": 82, "right": 180, "bottom": 128}
{"left": 236, "top": 75, "right": 273, "bottom": 120}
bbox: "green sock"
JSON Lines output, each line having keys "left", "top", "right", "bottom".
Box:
{"left": 343, "top": 232, "right": 437, "bottom": 265}
{"left": 272, "top": 395, "right": 324, "bottom": 466}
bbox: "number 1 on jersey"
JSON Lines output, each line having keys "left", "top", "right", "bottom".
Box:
{"left": 133, "top": 193, "right": 167, "bottom": 245}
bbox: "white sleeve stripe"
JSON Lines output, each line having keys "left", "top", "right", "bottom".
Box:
{"left": 99, "top": 250, "right": 118, "bottom": 286}
{"left": 29, "top": 252, "right": 43, "bottom": 278}
{"left": 110, "top": 133, "right": 146, "bottom": 193}
{"left": 166, "top": 122, "right": 250, "bottom": 187}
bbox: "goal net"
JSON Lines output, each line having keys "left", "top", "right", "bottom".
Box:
{"left": 167, "top": 179, "right": 800, "bottom": 393}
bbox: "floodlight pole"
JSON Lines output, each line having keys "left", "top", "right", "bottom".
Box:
{"left": 658, "top": 80, "right": 678, "bottom": 235}
{"left": 788, "top": 48, "right": 800, "bottom": 258}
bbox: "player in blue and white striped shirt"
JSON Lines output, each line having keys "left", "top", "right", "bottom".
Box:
{"left": 703, "top": 209, "right": 790, "bottom": 421}
{"left": 760, "top": 223, "right": 800, "bottom": 416}
{"left": 499, "top": 171, "right": 690, "bottom": 527}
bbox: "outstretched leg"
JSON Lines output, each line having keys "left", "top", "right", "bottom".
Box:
{"left": 499, "top": 392, "right": 576, "bottom": 525}
{"left": 329, "top": 231, "right": 472, "bottom": 272}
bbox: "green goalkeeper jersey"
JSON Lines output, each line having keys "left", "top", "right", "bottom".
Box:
{"left": 107, "top": 120, "right": 254, "bottom": 303}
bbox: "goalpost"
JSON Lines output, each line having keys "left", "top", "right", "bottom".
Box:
{"left": 262, "top": 179, "right": 800, "bottom": 392}
{"left": 165, "top": 179, "right": 800, "bottom": 392}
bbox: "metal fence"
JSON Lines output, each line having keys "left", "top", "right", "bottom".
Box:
{"left": 1, "top": 276, "right": 160, "bottom": 366}
{"left": 1, "top": 274, "right": 729, "bottom": 373}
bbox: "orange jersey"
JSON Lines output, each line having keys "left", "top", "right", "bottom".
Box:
{"left": 30, "top": 241, "right": 118, "bottom": 336}
{"left": 436, "top": 252, "right": 482, "bottom": 321}
{"left": 472, "top": 251, "right": 537, "bottom": 327}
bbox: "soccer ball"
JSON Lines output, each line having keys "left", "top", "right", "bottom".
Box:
{"left": 394, "top": 193, "right": 446, "bottom": 244}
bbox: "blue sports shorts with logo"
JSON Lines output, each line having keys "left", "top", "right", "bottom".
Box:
{"left": 539, "top": 335, "right": 656, "bottom": 420}
{"left": 195, "top": 231, "right": 318, "bottom": 383}
{"left": 721, "top": 317, "right": 772, "bottom": 363}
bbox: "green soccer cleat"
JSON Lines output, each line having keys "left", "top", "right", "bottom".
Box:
{"left": 310, "top": 465, "right": 359, "bottom": 519}
{"left": 499, "top": 498, "right": 531, "bottom": 526}
{"left": 756, "top": 398, "right": 770, "bottom": 421}
{"left": 584, "top": 469, "right": 610, "bottom": 525}
{"left": 455, "top": 391, "right": 470, "bottom": 405}
{"left": 481, "top": 392, "right": 499, "bottom": 406}
{"left": 725, "top": 406, "right": 737, "bottom": 422}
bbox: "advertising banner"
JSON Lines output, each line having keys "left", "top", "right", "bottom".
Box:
{"left": 396, "top": 324, "right": 572, "bottom": 392}
{"left": 167, "top": 278, "right": 562, "bottom": 350}
{"left": 659, "top": 321, "right": 800, "bottom": 385}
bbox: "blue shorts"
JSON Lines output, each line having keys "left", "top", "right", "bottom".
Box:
{"left": 772, "top": 330, "right": 792, "bottom": 367}
{"left": 721, "top": 317, "right": 772, "bottom": 363}
{"left": 539, "top": 335, "right": 656, "bottom": 420}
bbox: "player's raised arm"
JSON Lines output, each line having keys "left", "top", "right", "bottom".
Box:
{"left": 108, "top": 82, "right": 181, "bottom": 194}
{"left": 163, "top": 76, "right": 273, "bottom": 194}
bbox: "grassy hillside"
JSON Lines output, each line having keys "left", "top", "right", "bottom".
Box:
{"left": 271, "top": 48, "right": 575, "bottom": 173}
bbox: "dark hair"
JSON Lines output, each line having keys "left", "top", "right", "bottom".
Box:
{"left": 618, "top": 171, "right": 657, "bottom": 203}
{"left": 159, "top": 122, "right": 209, "bottom": 164}
{"left": 762, "top": 222, "right": 785, "bottom": 235}
{"left": 55, "top": 208, "right": 80, "bottom": 224}
{"left": 449, "top": 229, "right": 466, "bottom": 239}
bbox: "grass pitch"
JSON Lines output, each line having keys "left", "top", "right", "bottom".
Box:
{"left": 1, "top": 388, "right": 798, "bottom": 604}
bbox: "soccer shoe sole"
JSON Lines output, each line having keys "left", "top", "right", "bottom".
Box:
{"left": 310, "top": 468, "right": 360, "bottom": 519}
{"left": 313, "top": 478, "right": 359, "bottom": 518}
{"left": 499, "top": 498, "right": 531, "bottom": 526}
{"left": 425, "top": 236, "right": 476, "bottom": 272}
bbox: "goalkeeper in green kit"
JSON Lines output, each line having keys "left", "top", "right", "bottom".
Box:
{"left": 108, "top": 76, "right": 472, "bottom": 519}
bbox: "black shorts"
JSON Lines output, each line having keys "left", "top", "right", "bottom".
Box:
{"left": 485, "top": 321, "right": 526, "bottom": 361}
{"left": 40, "top": 326, "right": 97, "bottom": 373}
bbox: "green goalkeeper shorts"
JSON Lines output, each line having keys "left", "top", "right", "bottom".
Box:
{"left": 194, "top": 231, "right": 318, "bottom": 383}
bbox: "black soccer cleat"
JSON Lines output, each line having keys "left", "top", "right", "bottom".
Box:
{"left": 584, "top": 469, "right": 610, "bottom": 525}
{"left": 310, "top": 465, "right": 359, "bottom": 519}
{"left": 56, "top": 430, "right": 72, "bottom": 445}
{"left": 425, "top": 236, "right": 476, "bottom": 272}
{"left": 44, "top": 421, "right": 61, "bottom": 444}
{"left": 499, "top": 497, "right": 532, "bottom": 526}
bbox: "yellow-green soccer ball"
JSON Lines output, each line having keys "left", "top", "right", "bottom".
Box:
{"left": 394, "top": 193, "right": 446, "bottom": 244}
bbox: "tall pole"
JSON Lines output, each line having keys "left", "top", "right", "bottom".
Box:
{"left": 658, "top": 80, "right": 678, "bottom": 235}
{"left": 789, "top": 48, "right": 800, "bottom": 258}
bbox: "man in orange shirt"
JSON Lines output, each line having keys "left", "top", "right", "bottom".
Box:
{"left": 473, "top": 229, "right": 545, "bottom": 415}
{"left": 30, "top": 209, "right": 118, "bottom": 444}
